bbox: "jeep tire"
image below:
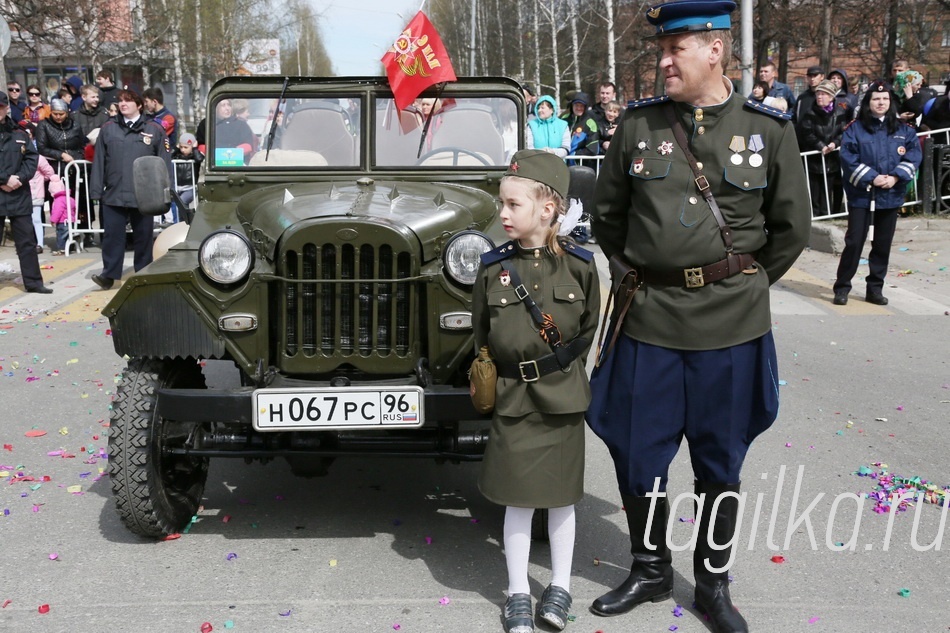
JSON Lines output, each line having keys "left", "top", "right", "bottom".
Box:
{"left": 109, "top": 358, "right": 209, "bottom": 538}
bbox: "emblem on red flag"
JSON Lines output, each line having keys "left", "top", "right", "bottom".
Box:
{"left": 381, "top": 11, "right": 458, "bottom": 111}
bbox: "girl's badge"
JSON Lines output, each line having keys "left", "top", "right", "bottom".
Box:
{"left": 499, "top": 270, "right": 511, "bottom": 287}
{"left": 632, "top": 158, "right": 644, "bottom": 174}
{"left": 142, "top": 133, "right": 153, "bottom": 145}
{"left": 897, "top": 146, "right": 906, "bottom": 156}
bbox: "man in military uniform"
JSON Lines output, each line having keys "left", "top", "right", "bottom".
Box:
{"left": 587, "top": 2, "right": 810, "bottom": 632}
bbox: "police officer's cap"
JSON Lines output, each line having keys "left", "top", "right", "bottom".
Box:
{"left": 645, "top": 0, "right": 737, "bottom": 36}
{"left": 504, "top": 149, "right": 570, "bottom": 200}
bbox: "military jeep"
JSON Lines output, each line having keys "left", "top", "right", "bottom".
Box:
{"left": 104, "top": 76, "right": 525, "bottom": 538}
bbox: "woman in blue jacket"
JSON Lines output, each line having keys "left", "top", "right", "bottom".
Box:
{"left": 833, "top": 81, "right": 921, "bottom": 306}
{"left": 526, "top": 95, "right": 570, "bottom": 158}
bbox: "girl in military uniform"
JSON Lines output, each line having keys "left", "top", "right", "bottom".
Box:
{"left": 472, "top": 149, "right": 600, "bottom": 633}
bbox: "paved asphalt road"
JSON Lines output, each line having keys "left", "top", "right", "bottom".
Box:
{"left": 1, "top": 217, "right": 948, "bottom": 632}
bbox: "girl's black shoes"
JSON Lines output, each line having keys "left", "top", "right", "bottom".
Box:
{"left": 537, "top": 584, "right": 572, "bottom": 630}
{"left": 504, "top": 593, "right": 534, "bottom": 633}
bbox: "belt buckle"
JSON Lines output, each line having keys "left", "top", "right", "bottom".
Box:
{"left": 684, "top": 267, "right": 705, "bottom": 288}
{"left": 518, "top": 360, "right": 540, "bottom": 382}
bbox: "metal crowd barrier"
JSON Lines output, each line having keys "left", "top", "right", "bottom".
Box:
{"left": 59, "top": 160, "right": 178, "bottom": 257}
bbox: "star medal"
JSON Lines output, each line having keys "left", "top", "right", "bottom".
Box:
{"left": 633, "top": 158, "right": 644, "bottom": 174}
{"left": 499, "top": 270, "right": 511, "bottom": 287}
{"left": 637, "top": 139, "right": 651, "bottom": 154}
{"left": 728, "top": 135, "right": 745, "bottom": 165}
{"left": 657, "top": 140, "right": 674, "bottom": 156}
{"left": 748, "top": 134, "right": 764, "bottom": 167}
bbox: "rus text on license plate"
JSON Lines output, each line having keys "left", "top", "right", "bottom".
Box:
{"left": 252, "top": 387, "right": 424, "bottom": 431}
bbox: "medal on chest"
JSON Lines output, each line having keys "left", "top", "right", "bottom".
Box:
{"left": 499, "top": 270, "right": 511, "bottom": 287}
{"left": 142, "top": 133, "right": 153, "bottom": 145}
{"left": 657, "top": 140, "right": 674, "bottom": 156}
{"left": 633, "top": 158, "right": 644, "bottom": 174}
{"left": 728, "top": 135, "right": 745, "bottom": 165}
{"left": 748, "top": 134, "right": 764, "bottom": 167}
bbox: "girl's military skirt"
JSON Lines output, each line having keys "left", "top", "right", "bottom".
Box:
{"left": 478, "top": 410, "right": 585, "bottom": 508}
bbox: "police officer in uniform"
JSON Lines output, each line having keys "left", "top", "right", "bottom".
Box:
{"left": 89, "top": 89, "right": 171, "bottom": 290}
{"left": 587, "top": 2, "right": 810, "bottom": 631}
{"left": 0, "top": 91, "right": 50, "bottom": 293}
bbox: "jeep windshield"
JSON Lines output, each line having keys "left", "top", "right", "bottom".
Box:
{"left": 209, "top": 93, "right": 519, "bottom": 170}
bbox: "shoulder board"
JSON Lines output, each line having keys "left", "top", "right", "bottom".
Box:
{"left": 480, "top": 241, "right": 517, "bottom": 266}
{"left": 559, "top": 239, "right": 594, "bottom": 262}
{"left": 842, "top": 119, "right": 858, "bottom": 132}
{"left": 626, "top": 95, "right": 669, "bottom": 111}
{"left": 744, "top": 99, "right": 791, "bottom": 121}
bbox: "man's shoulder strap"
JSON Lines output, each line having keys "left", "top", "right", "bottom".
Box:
{"left": 744, "top": 99, "right": 792, "bottom": 121}
{"left": 626, "top": 95, "right": 669, "bottom": 112}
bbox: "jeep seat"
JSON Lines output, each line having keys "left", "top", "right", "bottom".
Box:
{"left": 281, "top": 102, "right": 356, "bottom": 166}
{"left": 427, "top": 106, "right": 505, "bottom": 165}
{"left": 248, "top": 149, "right": 328, "bottom": 167}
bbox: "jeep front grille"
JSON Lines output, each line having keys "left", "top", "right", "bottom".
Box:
{"left": 282, "top": 243, "right": 415, "bottom": 361}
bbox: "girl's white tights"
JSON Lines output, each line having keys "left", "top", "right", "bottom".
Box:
{"left": 504, "top": 504, "right": 576, "bottom": 595}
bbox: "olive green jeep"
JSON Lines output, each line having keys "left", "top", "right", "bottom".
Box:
{"left": 104, "top": 76, "right": 525, "bottom": 538}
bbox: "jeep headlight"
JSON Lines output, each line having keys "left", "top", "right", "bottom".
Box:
{"left": 199, "top": 230, "right": 254, "bottom": 284}
{"left": 444, "top": 231, "right": 494, "bottom": 286}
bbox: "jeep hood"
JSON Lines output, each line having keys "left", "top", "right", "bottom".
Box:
{"left": 235, "top": 180, "right": 497, "bottom": 262}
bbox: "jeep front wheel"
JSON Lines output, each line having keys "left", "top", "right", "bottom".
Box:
{"left": 109, "top": 358, "right": 209, "bottom": 538}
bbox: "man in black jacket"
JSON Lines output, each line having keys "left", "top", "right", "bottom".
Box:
{"left": 88, "top": 89, "right": 171, "bottom": 290}
{"left": 0, "top": 92, "right": 50, "bottom": 293}
{"left": 76, "top": 85, "right": 110, "bottom": 141}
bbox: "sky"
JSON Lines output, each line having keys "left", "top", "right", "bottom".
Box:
{"left": 318, "top": 1, "right": 423, "bottom": 76}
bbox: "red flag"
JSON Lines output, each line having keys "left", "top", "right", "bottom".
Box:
{"left": 381, "top": 11, "right": 457, "bottom": 111}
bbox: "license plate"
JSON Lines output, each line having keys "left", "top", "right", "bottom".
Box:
{"left": 252, "top": 387, "right": 424, "bottom": 431}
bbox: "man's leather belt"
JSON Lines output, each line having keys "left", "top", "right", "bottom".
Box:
{"left": 640, "top": 253, "right": 756, "bottom": 289}
{"left": 497, "top": 337, "right": 588, "bottom": 383}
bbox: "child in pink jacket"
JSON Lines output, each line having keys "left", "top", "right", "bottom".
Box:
{"left": 48, "top": 179, "right": 75, "bottom": 255}
{"left": 29, "top": 151, "right": 59, "bottom": 253}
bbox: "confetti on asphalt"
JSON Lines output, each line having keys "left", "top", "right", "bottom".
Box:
{"left": 392, "top": 625, "right": 401, "bottom": 631}
{"left": 329, "top": 559, "right": 337, "bottom": 567}
{"left": 38, "top": 604, "right": 50, "bottom": 613}
{"left": 279, "top": 609, "right": 292, "bottom": 617}
{"left": 226, "top": 553, "right": 238, "bottom": 561}
{"left": 770, "top": 555, "right": 786, "bottom": 563}
{"left": 855, "top": 464, "right": 950, "bottom": 513}
{"left": 898, "top": 588, "right": 911, "bottom": 597}
{"left": 672, "top": 604, "right": 683, "bottom": 617}
{"left": 439, "top": 596, "right": 451, "bottom": 605}
{"left": 809, "top": 616, "right": 820, "bottom": 623}
{"left": 200, "top": 623, "right": 213, "bottom": 633}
